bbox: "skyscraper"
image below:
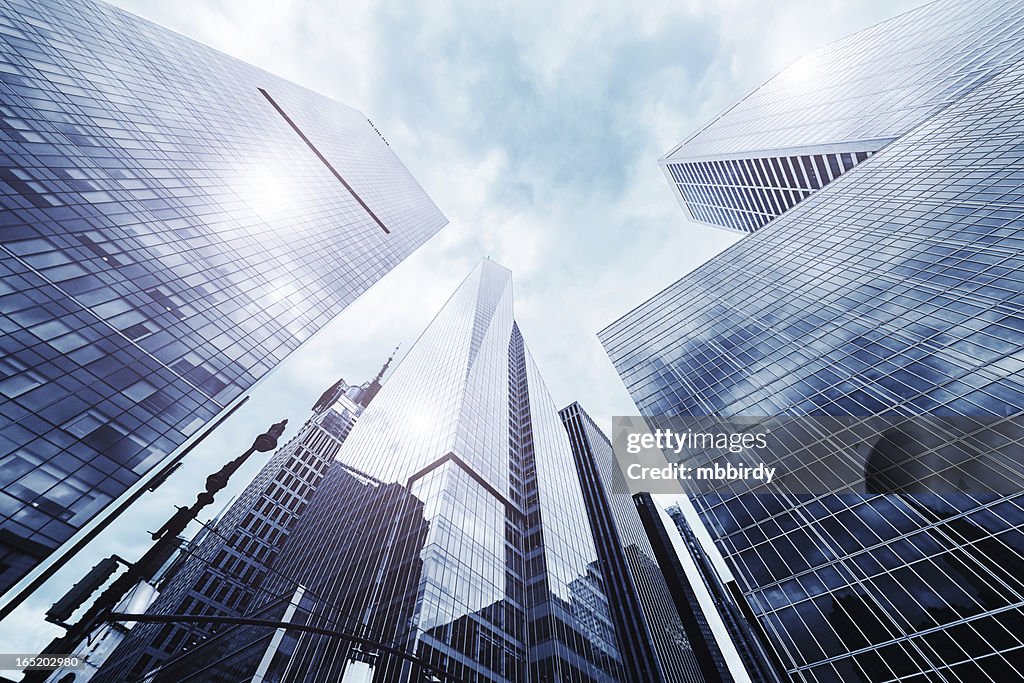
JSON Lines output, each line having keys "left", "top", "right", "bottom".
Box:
{"left": 112, "top": 260, "right": 644, "bottom": 682}
{"left": 0, "top": 0, "right": 446, "bottom": 600}
{"left": 661, "top": 504, "right": 787, "bottom": 683}
{"left": 629, "top": 493, "right": 740, "bottom": 683}
{"left": 602, "top": 1, "right": 1024, "bottom": 681}
{"left": 559, "top": 402, "right": 705, "bottom": 683}
{"left": 91, "top": 367, "right": 387, "bottom": 681}
{"left": 659, "top": 0, "right": 1024, "bottom": 234}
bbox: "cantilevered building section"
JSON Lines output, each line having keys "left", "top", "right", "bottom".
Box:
{"left": 0, "top": 0, "right": 446, "bottom": 600}
{"left": 132, "top": 261, "right": 645, "bottom": 683}
{"left": 660, "top": 0, "right": 1024, "bottom": 233}
{"left": 603, "top": 7, "right": 1024, "bottom": 681}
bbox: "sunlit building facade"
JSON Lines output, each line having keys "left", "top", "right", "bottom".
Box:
{"left": 660, "top": 0, "right": 1024, "bottom": 233}
{"left": 603, "top": 3, "right": 1024, "bottom": 681}
{"left": 135, "top": 260, "right": 637, "bottom": 682}
{"left": 0, "top": 0, "right": 446, "bottom": 599}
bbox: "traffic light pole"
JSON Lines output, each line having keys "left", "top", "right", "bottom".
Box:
{"left": 104, "top": 612, "right": 462, "bottom": 682}
{"left": 22, "top": 419, "right": 287, "bottom": 683}
{"left": 0, "top": 395, "right": 249, "bottom": 624}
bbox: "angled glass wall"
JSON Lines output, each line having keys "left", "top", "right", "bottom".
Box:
{"left": 603, "top": 37, "right": 1024, "bottom": 683}
{"left": 0, "top": 0, "right": 446, "bottom": 597}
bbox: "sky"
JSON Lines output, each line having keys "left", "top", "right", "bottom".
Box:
{"left": 0, "top": 0, "right": 925, "bottom": 659}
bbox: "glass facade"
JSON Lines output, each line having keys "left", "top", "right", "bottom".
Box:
{"left": 631, "top": 494, "right": 742, "bottom": 683}
{"left": 601, "top": 14, "right": 1024, "bottom": 683}
{"left": 126, "top": 261, "right": 636, "bottom": 682}
{"left": 0, "top": 0, "right": 446, "bottom": 597}
{"left": 560, "top": 401, "right": 705, "bottom": 683}
{"left": 660, "top": 0, "right": 1024, "bottom": 233}
{"left": 92, "top": 373, "right": 381, "bottom": 682}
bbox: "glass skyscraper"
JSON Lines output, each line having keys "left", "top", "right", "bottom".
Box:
{"left": 602, "top": 1, "right": 1024, "bottom": 681}
{"left": 660, "top": 0, "right": 1024, "bottom": 234}
{"left": 0, "top": 0, "right": 446, "bottom": 600}
{"left": 113, "top": 260, "right": 642, "bottom": 682}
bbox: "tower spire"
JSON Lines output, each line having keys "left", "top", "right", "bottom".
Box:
{"left": 372, "top": 346, "right": 398, "bottom": 384}
{"left": 358, "top": 346, "right": 398, "bottom": 407}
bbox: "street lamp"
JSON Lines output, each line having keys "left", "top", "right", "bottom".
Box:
{"left": 23, "top": 419, "right": 287, "bottom": 683}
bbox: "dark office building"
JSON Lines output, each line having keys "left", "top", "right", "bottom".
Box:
{"left": 629, "top": 494, "right": 736, "bottom": 683}
{"left": 560, "top": 401, "right": 705, "bottom": 683}
{"left": 136, "top": 464, "right": 432, "bottom": 683}
{"left": 0, "top": 0, "right": 446, "bottom": 601}
{"left": 663, "top": 504, "right": 787, "bottom": 683}
{"left": 601, "top": 1, "right": 1024, "bottom": 681}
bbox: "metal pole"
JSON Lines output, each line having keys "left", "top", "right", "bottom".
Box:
{"left": 0, "top": 396, "right": 250, "bottom": 622}
{"left": 21, "top": 419, "right": 287, "bottom": 683}
{"left": 104, "top": 613, "right": 466, "bottom": 683}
